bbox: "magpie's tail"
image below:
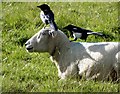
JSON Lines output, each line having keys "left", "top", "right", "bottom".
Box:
{"left": 87, "top": 32, "right": 105, "bottom": 36}
{"left": 50, "top": 21, "right": 58, "bottom": 31}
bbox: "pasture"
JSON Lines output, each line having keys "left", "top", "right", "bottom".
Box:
{"left": 2, "top": 2, "right": 120, "bottom": 92}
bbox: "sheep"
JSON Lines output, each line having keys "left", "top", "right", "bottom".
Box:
{"left": 25, "top": 27, "right": 120, "bottom": 81}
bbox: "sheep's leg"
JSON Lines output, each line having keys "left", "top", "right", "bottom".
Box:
{"left": 110, "top": 68, "right": 117, "bottom": 81}
{"left": 117, "top": 56, "right": 120, "bottom": 81}
{"left": 58, "top": 64, "right": 78, "bottom": 80}
{"left": 113, "top": 65, "right": 120, "bottom": 82}
{"left": 118, "top": 65, "right": 120, "bottom": 79}
{"left": 116, "top": 63, "right": 120, "bottom": 82}
{"left": 53, "top": 63, "right": 67, "bottom": 80}
{"left": 114, "top": 52, "right": 120, "bottom": 82}
{"left": 58, "top": 68, "right": 70, "bottom": 80}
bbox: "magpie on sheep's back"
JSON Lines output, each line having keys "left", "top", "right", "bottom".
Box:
{"left": 37, "top": 4, "right": 58, "bottom": 31}
{"left": 63, "top": 24, "right": 105, "bottom": 41}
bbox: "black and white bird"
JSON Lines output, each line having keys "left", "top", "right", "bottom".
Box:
{"left": 37, "top": 4, "right": 58, "bottom": 31}
{"left": 63, "top": 24, "right": 106, "bottom": 41}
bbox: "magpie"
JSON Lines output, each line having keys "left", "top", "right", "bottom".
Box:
{"left": 37, "top": 4, "right": 58, "bottom": 31}
{"left": 63, "top": 24, "right": 105, "bottom": 41}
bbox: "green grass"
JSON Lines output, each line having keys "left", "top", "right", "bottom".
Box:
{"left": 2, "top": 2, "right": 120, "bottom": 92}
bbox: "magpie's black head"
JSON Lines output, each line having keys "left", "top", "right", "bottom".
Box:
{"left": 63, "top": 24, "right": 75, "bottom": 30}
{"left": 37, "top": 4, "right": 50, "bottom": 11}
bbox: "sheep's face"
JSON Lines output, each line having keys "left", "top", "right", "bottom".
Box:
{"left": 25, "top": 28, "right": 56, "bottom": 53}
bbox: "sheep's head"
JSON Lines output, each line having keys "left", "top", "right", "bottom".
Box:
{"left": 25, "top": 27, "right": 57, "bottom": 53}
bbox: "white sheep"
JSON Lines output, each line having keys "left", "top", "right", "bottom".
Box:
{"left": 25, "top": 27, "right": 120, "bottom": 81}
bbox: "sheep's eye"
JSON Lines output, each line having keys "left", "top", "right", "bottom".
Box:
{"left": 42, "top": 33, "right": 46, "bottom": 35}
{"left": 37, "top": 32, "right": 47, "bottom": 39}
{"left": 37, "top": 34, "right": 41, "bottom": 39}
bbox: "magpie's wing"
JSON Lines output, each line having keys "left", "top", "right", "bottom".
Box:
{"left": 49, "top": 21, "right": 58, "bottom": 31}
{"left": 46, "top": 11, "right": 54, "bottom": 22}
{"left": 72, "top": 27, "right": 88, "bottom": 33}
{"left": 46, "top": 11, "right": 58, "bottom": 31}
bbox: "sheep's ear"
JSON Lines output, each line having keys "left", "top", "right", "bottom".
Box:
{"left": 49, "top": 30, "right": 57, "bottom": 38}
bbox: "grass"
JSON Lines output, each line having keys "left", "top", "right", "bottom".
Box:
{"left": 2, "top": 2, "right": 120, "bottom": 92}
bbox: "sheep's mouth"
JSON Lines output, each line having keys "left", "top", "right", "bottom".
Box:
{"left": 26, "top": 47, "right": 33, "bottom": 52}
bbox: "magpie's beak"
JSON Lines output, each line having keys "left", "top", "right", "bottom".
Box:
{"left": 37, "top": 6, "right": 41, "bottom": 8}
{"left": 63, "top": 27, "right": 67, "bottom": 29}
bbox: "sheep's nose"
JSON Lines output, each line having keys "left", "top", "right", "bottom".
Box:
{"left": 25, "top": 41, "right": 30, "bottom": 46}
